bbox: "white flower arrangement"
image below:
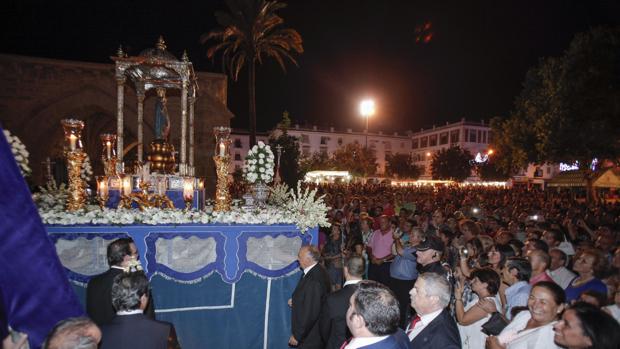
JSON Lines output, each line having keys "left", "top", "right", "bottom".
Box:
{"left": 283, "top": 182, "right": 331, "bottom": 233}
{"left": 37, "top": 182, "right": 330, "bottom": 233}
{"left": 32, "top": 182, "right": 68, "bottom": 211}
{"left": 81, "top": 154, "right": 93, "bottom": 183}
{"left": 3, "top": 129, "right": 31, "bottom": 177}
{"left": 268, "top": 182, "right": 290, "bottom": 206}
{"left": 243, "top": 141, "right": 275, "bottom": 184}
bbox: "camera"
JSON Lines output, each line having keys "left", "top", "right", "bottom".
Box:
{"left": 459, "top": 246, "right": 469, "bottom": 258}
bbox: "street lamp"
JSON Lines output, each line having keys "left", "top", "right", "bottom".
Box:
{"left": 359, "top": 99, "right": 375, "bottom": 148}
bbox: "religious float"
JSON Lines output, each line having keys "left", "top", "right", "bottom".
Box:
{"left": 21, "top": 38, "right": 329, "bottom": 349}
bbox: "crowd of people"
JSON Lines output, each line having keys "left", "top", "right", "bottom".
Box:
{"left": 4, "top": 183, "right": 620, "bottom": 349}
{"left": 291, "top": 183, "right": 620, "bottom": 349}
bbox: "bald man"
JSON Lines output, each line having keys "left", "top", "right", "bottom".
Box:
{"left": 289, "top": 245, "right": 331, "bottom": 348}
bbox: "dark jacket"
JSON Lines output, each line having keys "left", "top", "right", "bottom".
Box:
{"left": 100, "top": 313, "right": 170, "bottom": 349}
{"left": 292, "top": 263, "right": 331, "bottom": 349}
{"left": 409, "top": 308, "right": 461, "bottom": 349}
{"left": 319, "top": 283, "right": 358, "bottom": 349}
{"left": 86, "top": 268, "right": 155, "bottom": 326}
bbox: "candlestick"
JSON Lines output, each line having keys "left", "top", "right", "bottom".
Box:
{"left": 106, "top": 141, "right": 112, "bottom": 159}
{"left": 219, "top": 142, "right": 225, "bottom": 157}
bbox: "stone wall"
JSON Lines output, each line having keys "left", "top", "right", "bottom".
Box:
{"left": 0, "top": 54, "right": 233, "bottom": 193}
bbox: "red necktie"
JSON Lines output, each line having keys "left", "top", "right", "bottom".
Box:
{"left": 339, "top": 338, "right": 349, "bottom": 349}
{"left": 406, "top": 315, "right": 421, "bottom": 335}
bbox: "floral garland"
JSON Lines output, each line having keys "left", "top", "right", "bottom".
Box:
{"left": 37, "top": 181, "right": 331, "bottom": 233}
{"left": 3, "top": 129, "right": 31, "bottom": 177}
{"left": 243, "top": 141, "right": 275, "bottom": 184}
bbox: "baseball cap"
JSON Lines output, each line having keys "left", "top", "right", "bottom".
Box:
{"left": 416, "top": 236, "right": 445, "bottom": 252}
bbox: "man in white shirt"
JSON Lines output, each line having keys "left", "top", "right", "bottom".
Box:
{"left": 344, "top": 281, "right": 410, "bottom": 349}
{"left": 547, "top": 248, "right": 576, "bottom": 290}
{"left": 407, "top": 273, "right": 460, "bottom": 348}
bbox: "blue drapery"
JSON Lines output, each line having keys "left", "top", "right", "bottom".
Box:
{"left": 47, "top": 225, "right": 317, "bottom": 348}
{"left": 0, "top": 126, "right": 84, "bottom": 348}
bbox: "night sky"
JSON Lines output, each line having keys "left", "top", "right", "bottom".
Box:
{"left": 2, "top": 0, "right": 619, "bottom": 133}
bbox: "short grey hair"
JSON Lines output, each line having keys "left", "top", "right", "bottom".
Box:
{"left": 418, "top": 272, "right": 451, "bottom": 309}
{"left": 304, "top": 245, "right": 321, "bottom": 263}
{"left": 111, "top": 272, "right": 149, "bottom": 312}
{"left": 43, "top": 317, "right": 99, "bottom": 349}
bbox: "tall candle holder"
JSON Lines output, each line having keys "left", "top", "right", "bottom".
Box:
{"left": 100, "top": 133, "right": 118, "bottom": 176}
{"left": 61, "top": 119, "right": 87, "bottom": 211}
{"left": 183, "top": 177, "right": 194, "bottom": 211}
{"left": 213, "top": 126, "right": 231, "bottom": 212}
{"left": 96, "top": 175, "right": 109, "bottom": 209}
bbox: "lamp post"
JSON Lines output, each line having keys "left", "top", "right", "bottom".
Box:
{"left": 359, "top": 99, "right": 375, "bottom": 148}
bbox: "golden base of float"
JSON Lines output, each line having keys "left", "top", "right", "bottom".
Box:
{"left": 213, "top": 155, "right": 231, "bottom": 212}
{"left": 66, "top": 150, "right": 88, "bottom": 211}
{"left": 148, "top": 139, "right": 176, "bottom": 174}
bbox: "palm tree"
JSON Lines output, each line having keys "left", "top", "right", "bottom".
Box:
{"left": 201, "top": 0, "right": 303, "bottom": 146}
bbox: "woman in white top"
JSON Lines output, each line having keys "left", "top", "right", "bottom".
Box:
{"left": 454, "top": 267, "right": 502, "bottom": 349}
{"left": 486, "top": 281, "right": 565, "bottom": 349}
{"left": 603, "top": 289, "right": 620, "bottom": 323}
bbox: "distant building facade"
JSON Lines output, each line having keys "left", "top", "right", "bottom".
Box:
{"left": 231, "top": 119, "right": 494, "bottom": 177}
{"left": 410, "top": 119, "right": 492, "bottom": 178}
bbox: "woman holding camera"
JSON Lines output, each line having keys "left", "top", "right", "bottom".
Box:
{"left": 455, "top": 267, "right": 502, "bottom": 349}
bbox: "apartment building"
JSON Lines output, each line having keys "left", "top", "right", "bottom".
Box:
{"left": 410, "top": 119, "right": 492, "bottom": 178}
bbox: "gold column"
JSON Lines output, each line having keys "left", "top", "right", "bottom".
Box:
{"left": 213, "top": 156, "right": 231, "bottom": 212}
{"left": 116, "top": 77, "right": 126, "bottom": 163}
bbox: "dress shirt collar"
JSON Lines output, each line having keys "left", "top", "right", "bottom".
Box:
{"left": 116, "top": 309, "right": 143, "bottom": 316}
{"left": 111, "top": 265, "right": 125, "bottom": 271}
{"left": 345, "top": 335, "right": 388, "bottom": 349}
{"left": 343, "top": 279, "right": 362, "bottom": 287}
{"left": 407, "top": 308, "right": 443, "bottom": 341}
{"left": 303, "top": 262, "right": 318, "bottom": 276}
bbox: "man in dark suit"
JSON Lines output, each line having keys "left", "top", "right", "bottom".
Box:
{"left": 407, "top": 272, "right": 460, "bottom": 348}
{"left": 344, "top": 281, "right": 411, "bottom": 349}
{"left": 86, "top": 238, "right": 155, "bottom": 326}
{"left": 320, "top": 255, "right": 364, "bottom": 349}
{"left": 100, "top": 272, "right": 171, "bottom": 349}
{"left": 289, "top": 245, "right": 331, "bottom": 348}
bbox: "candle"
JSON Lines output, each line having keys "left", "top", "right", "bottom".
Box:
{"left": 106, "top": 141, "right": 112, "bottom": 159}
{"left": 69, "top": 134, "right": 77, "bottom": 151}
{"left": 219, "top": 142, "right": 225, "bottom": 157}
{"left": 122, "top": 177, "right": 131, "bottom": 195}
{"left": 98, "top": 180, "right": 108, "bottom": 198}
{"left": 183, "top": 182, "right": 194, "bottom": 200}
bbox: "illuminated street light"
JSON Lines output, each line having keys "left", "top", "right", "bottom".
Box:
{"left": 487, "top": 149, "right": 494, "bottom": 155}
{"left": 359, "top": 99, "right": 375, "bottom": 148}
{"left": 426, "top": 152, "right": 431, "bottom": 157}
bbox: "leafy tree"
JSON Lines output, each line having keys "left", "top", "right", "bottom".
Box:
{"left": 332, "top": 143, "right": 377, "bottom": 177}
{"left": 269, "top": 112, "right": 301, "bottom": 187}
{"left": 202, "top": 0, "right": 303, "bottom": 146}
{"left": 478, "top": 159, "right": 510, "bottom": 181}
{"left": 491, "top": 27, "right": 620, "bottom": 201}
{"left": 299, "top": 151, "right": 333, "bottom": 175}
{"left": 430, "top": 146, "right": 473, "bottom": 181}
{"left": 385, "top": 153, "right": 422, "bottom": 179}
{"left": 492, "top": 27, "right": 620, "bottom": 172}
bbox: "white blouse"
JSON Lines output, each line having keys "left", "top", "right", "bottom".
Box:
{"left": 497, "top": 311, "right": 562, "bottom": 349}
